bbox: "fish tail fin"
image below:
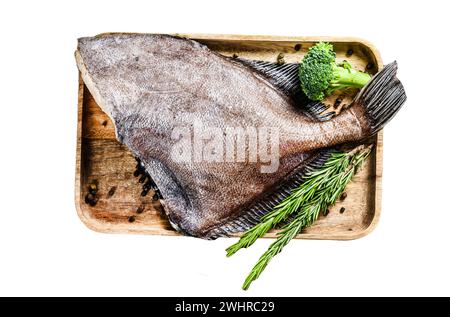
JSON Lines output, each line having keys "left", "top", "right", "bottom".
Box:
{"left": 354, "top": 61, "right": 407, "bottom": 134}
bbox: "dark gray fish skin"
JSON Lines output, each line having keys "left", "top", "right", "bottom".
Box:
{"left": 75, "top": 34, "right": 406, "bottom": 239}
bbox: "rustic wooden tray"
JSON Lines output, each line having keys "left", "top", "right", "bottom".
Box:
{"left": 75, "top": 34, "right": 383, "bottom": 240}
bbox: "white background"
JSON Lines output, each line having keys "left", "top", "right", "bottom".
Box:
{"left": 0, "top": 0, "right": 449, "bottom": 296}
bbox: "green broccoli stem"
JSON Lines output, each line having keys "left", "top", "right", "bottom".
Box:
{"left": 329, "top": 65, "right": 371, "bottom": 92}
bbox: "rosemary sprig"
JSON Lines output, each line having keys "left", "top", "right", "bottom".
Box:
{"left": 227, "top": 146, "right": 368, "bottom": 257}
{"left": 242, "top": 202, "right": 322, "bottom": 290}
{"left": 225, "top": 145, "right": 372, "bottom": 290}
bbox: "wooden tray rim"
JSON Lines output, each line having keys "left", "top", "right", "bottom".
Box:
{"left": 74, "top": 33, "right": 383, "bottom": 240}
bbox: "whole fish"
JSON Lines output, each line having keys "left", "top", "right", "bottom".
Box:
{"left": 75, "top": 34, "right": 406, "bottom": 239}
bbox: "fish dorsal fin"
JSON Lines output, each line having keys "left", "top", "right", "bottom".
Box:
{"left": 236, "top": 58, "right": 331, "bottom": 122}
{"left": 206, "top": 148, "right": 335, "bottom": 239}
{"left": 236, "top": 59, "right": 302, "bottom": 98}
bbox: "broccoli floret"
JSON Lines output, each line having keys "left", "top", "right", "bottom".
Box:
{"left": 299, "top": 42, "right": 371, "bottom": 101}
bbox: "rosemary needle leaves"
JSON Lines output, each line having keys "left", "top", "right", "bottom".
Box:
{"left": 226, "top": 144, "right": 373, "bottom": 290}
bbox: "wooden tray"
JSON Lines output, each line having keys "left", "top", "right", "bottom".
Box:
{"left": 75, "top": 34, "right": 383, "bottom": 240}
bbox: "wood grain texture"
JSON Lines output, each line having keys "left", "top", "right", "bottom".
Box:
{"left": 75, "top": 34, "right": 383, "bottom": 240}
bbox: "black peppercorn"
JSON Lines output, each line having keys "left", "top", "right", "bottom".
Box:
{"left": 139, "top": 175, "right": 146, "bottom": 183}
{"left": 85, "top": 193, "right": 98, "bottom": 206}
{"left": 276, "top": 53, "right": 285, "bottom": 65}
{"left": 334, "top": 98, "right": 343, "bottom": 109}
{"left": 107, "top": 186, "right": 117, "bottom": 198}
{"left": 88, "top": 181, "right": 98, "bottom": 195}
{"left": 136, "top": 205, "right": 145, "bottom": 214}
